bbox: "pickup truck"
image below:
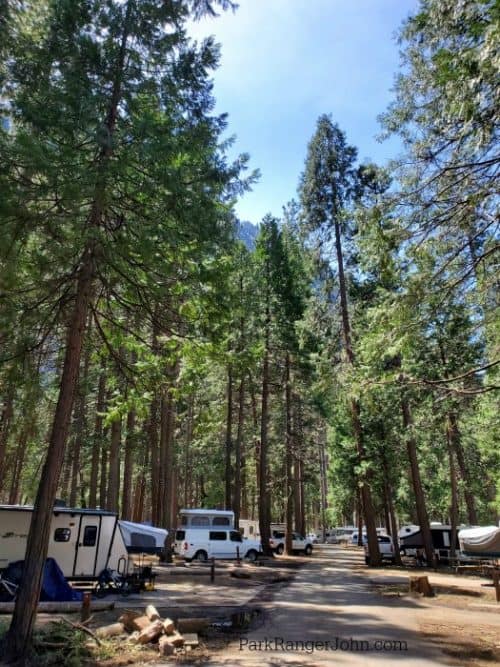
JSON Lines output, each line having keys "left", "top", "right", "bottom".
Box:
{"left": 270, "top": 531, "right": 313, "bottom": 555}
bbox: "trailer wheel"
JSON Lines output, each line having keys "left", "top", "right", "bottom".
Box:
{"left": 193, "top": 550, "right": 208, "bottom": 563}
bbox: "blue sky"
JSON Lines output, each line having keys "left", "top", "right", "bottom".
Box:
{"left": 189, "top": 0, "right": 417, "bottom": 225}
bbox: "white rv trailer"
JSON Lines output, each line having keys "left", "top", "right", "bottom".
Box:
{"left": 0, "top": 505, "right": 167, "bottom": 579}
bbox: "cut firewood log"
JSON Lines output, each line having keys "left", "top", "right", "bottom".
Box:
{"left": 118, "top": 611, "right": 142, "bottom": 633}
{"left": 128, "top": 631, "right": 140, "bottom": 643}
{"left": 96, "top": 622, "right": 125, "bottom": 638}
{"left": 158, "top": 635, "right": 175, "bottom": 656}
{"left": 145, "top": 604, "right": 161, "bottom": 621}
{"left": 119, "top": 614, "right": 151, "bottom": 632}
{"left": 138, "top": 620, "right": 164, "bottom": 644}
{"left": 162, "top": 618, "right": 175, "bottom": 634}
{"left": 409, "top": 575, "right": 434, "bottom": 597}
{"left": 176, "top": 617, "right": 209, "bottom": 634}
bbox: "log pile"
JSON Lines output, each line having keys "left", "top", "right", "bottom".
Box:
{"left": 92, "top": 605, "right": 205, "bottom": 657}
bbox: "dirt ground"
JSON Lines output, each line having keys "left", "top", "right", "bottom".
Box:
{"left": 356, "top": 557, "right": 500, "bottom": 666}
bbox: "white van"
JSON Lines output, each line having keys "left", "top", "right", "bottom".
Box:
{"left": 174, "top": 528, "right": 262, "bottom": 562}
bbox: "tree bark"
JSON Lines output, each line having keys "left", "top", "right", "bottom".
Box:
{"left": 333, "top": 216, "right": 380, "bottom": 565}
{"left": 400, "top": 386, "right": 436, "bottom": 567}
{"left": 89, "top": 367, "right": 106, "bottom": 508}
{"left": 4, "top": 251, "right": 94, "bottom": 661}
{"left": 446, "top": 416, "right": 459, "bottom": 559}
{"left": 0, "top": 387, "right": 15, "bottom": 497}
{"left": 69, "top": 331, "right": 91, "bottom": 507}
{"left": 319, "top": 425, "right": 328, "bottom": 543}
{"left": 258, "top": 284, "right": 272, "bottom": 555}
{"left": 284, "top": 353, "right": 294, "bottom": 555}
{"left": 107, "top": 414, "right": 121, "bottom": 513}
{"left": 448, "top": 412, "right": 477, "bottom": 525}
{"left": 224, "top": 364, "right": 233, "bottom": 511}
{"left": 233, "top": 378, "right": 244, "bottom": 530}
{"left": 121, "top": 408, "right": 135, "bottom": 520}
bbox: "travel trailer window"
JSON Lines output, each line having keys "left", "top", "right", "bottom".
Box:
{"left": 83, "top": 526, "right": 97, "bottom": 547}
{"left": 230, "top": 531, "right": 243, "bottom": 543}
{"left": 54, "top": 528, "right": 71, "bottom": 542}
{"left": 192, "top": 515, "right": 210, "bottom": 526}
{"left": 213, "top": 516, "right": 231, "bottom": 526}
{"left": 209, "top": 531, "right": 227, "bottom": 540}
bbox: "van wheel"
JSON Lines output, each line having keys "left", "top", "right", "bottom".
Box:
{"left": 193, "top": 550, "right": 208, "bottom": 563}
{"left": 245, "top": 549, "right": 258, "bottom": 562}
{"left": 304, "top": 545, "right": 313, "bottom": 556}
{"left": 276, "top": 544, "right": 284, "bottom": 555}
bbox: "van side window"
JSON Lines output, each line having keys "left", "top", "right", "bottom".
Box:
{"left": 176, "top": 530, "right": 186, "bottom": 540}
{"left": 54, "top": 528, "right": 71, "bottom": 542}
{"left": 230, "top": 531, "right": 242, "bottom": 543}
{"left": 192, "top": 516, "right": 210, "bottom": 526}
{"left": 209, "top": 531, "right": 227, "bottom": 540}
{"left": 83, "top": 525, "right": 97, "bottom": 546}
{"left": 212, "top": 517, "right": 230, "bottom": 526}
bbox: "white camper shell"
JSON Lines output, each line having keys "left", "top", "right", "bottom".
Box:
{"left": 178, "top": 509, "right": 235, "bottom": 529}
{"left": 0, "top": 505, "right": 167, "bottom": 579}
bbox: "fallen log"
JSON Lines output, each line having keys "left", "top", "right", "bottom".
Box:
{"left": 0, "top": 600, "right": 114, "bottom": 614}
{"left": 230, "top": 568, "right": 251, "bottom": 579}
{"left": 163, "top": 631, "right": 184, "bottom": 648}
{"left": 177, "top": 617, "right": 209, "bottom": 634}
{"left": 95, "top": 622, "right": 126, "bottom": 639}
{"left": 409, "top": 575, "right": 434, "bottom": 597}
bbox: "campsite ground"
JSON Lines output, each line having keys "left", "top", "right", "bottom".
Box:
{"left": 1, "top": 545, "right": 499, "bottom": 666}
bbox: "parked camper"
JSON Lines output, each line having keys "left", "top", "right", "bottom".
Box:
{"left": 399, "top": 524, "right": 464, "bottom": 563}
{"left": 0, "top": 505, "right": 167, "bottom": 579}
{"left": 459, "top": 526, "right": 500, "bottom": 558}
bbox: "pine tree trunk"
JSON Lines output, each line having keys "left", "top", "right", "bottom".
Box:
{"left": 4, "top": 251, "right": 94, "bottom": 661}
{"left": 149, "top": 396, "right": 160, "bottom": 525}
{"left": 224, "top": 364, "right": 233, "bottom": 511}
{"left": 258, "top": 292, "right": 272, "bottom": 555}
{"left": 99, "top": 431, "right": 108, "bottom": 510}
{"left": 333, "top": 217, "right": 380, "bottom": 564}
{"left": 69, "top": 334, "right": 90, "bottom": 508}
{"left": 89, "top": 367, "right": 106, "bottom": 508}
{"left": 319, "top": 425, "right": 328, "bottom": 543}
{"left": 401, "top": 387, "right": 436, "bottom": 566}
{"left": 8, "top": 417, "right": 34, "bottom": 505}
{"left": 380, "top": 445, "right": 402, "bottom": 565}
{"left": 446, "top": 416, "right": 459, "bottom": 559}
{"left": 0, "top": 387, "right": 14, "bottom": 497}
{"left": 233, "top": 379, "right": 244, "bottom": 530}
{"left": 107, "top": 415, "right": 121, "bottom": 513}
{"left": 285, "top": 353, "right": 294, "bottom": 555}
{"left": 121, "top": 409, "right": 135, "bottom": 519}
{"left": 448, "top": 412, "right": 477, "bottom": 525}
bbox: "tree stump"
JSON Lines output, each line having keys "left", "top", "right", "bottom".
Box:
{"left": 409, "top": 575, "right": 434, "bottom": 597}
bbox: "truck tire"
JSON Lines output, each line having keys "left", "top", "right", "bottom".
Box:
{"left": 276, "top": 544, "right": 284, "bottom": 555}
{"left": 193, "top": 550, "right": 208, "bottom": 563}
{"left": 304, "top": 545, "right": 313, "bottom": 556}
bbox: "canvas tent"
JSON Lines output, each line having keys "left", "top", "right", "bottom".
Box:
{"left": 119, "top": 521, "right": 167, "bottom": 554}
{"left": 459, "top": 526, "right": 500, "bottom": 558}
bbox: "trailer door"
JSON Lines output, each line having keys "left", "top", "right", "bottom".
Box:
{"left": 73, "top": 516, "right": 100, "bottom": 577}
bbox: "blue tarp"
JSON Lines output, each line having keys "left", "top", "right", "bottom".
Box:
{"left": 4, "top": 558, "right": 82, "bottom": 602}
